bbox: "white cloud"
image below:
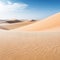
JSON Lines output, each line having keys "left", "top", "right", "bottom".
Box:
{"left": 0, "top": 1, "right": 28, "bottom": 19}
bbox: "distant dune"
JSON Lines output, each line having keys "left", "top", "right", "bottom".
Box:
{"left": 6, "top": 20, "right": 22, "bottom": 23}
{"left": 12, "top": 13, "right": 60, "bottom": 31}
{"left": 0, "top": 21, "right": 35, "bottom": 30}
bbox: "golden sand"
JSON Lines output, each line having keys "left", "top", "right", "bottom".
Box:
{"left": 0, "top": 32, "right": 60, "bottom": 60}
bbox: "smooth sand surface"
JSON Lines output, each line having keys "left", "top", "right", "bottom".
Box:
{"left": 12, "top": 13, "right": 60, "bottom": 31}
{"left": 0, "top": 21, "right": 34, "bottom": 30}
{"left": 41, "top": 27, "right": 60, "bottom": 32}
{"left": 0, "top": 31, "right": 60, "bottom": 60}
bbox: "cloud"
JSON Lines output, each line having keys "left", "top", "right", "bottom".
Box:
{"left": 0, "top": 1, "right": 28, "bottom": 19}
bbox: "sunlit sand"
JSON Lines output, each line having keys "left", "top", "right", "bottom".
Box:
{"left": 0, "top": 32, "right": 60, "bottom": 60}
{"left": 0, "top": 13, "right": 60, "bottom": 60}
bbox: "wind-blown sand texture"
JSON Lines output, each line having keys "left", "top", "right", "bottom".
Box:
{"left": 0, "top": 31, "right": 60, "bottom": 60}
{"left": 12, "top": 13, "right": 60, "bottom": 31}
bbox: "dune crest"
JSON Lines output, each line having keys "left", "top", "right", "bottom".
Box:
{"left": 11, "top": 13, "right": 60, "bottom": 31}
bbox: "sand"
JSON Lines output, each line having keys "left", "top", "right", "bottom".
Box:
{"left": 41, "top": 27, "right": 60, "bottom": 32}
{"left": 11, "top": 13, "right": 60, "bottom": 31}
{"left": 0, "top": 31, "right": 60, "bottom": 60}
{"left": 0, "top": 13, "right": 60, "bottom": 60}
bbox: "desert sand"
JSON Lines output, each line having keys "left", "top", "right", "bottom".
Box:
{"left": 41, "top": 27, "right": 60, "bottom": 32}
{"left": 0, "top": 13, "right": 60, "bottom": 60}
{"left": 0, "top": 31, "right": 60, "bottom": 60}
{"left": 11, "top": 13, "right": 60, "bottom": 31}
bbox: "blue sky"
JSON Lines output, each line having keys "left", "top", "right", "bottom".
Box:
{"left": 0, "top": 0, "right": 60, "bottom": 19}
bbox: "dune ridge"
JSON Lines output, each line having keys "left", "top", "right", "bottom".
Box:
{"left": 11, "top": 13, "right": 60, "bottom": 31}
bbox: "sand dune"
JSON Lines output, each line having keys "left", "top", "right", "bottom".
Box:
{"left": 0, "top": 21, "right": 35, "bottom": 30}
{"left": 0, "top": 13, "right": 60, "bottom": 60}
{"left": 12, "top": 13, "right": 60, "bottom": 31}
{"left": 0, "top": 32, "right": 60, "bottom": 60}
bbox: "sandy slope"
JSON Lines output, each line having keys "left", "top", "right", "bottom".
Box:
{"left": 12, "top": 13, "right": 60, "bottom": 31}
{"left": 47, "top": 28, "right": 60, "bottom": 31}
{"left": 0, "top": 21, "right": 34, "bottom": 30}
{"left": 41, "top": 27, "right": 60, "bottom": 32}
{"left": 0, "top": 31, "right": 60, "bottom": 60}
